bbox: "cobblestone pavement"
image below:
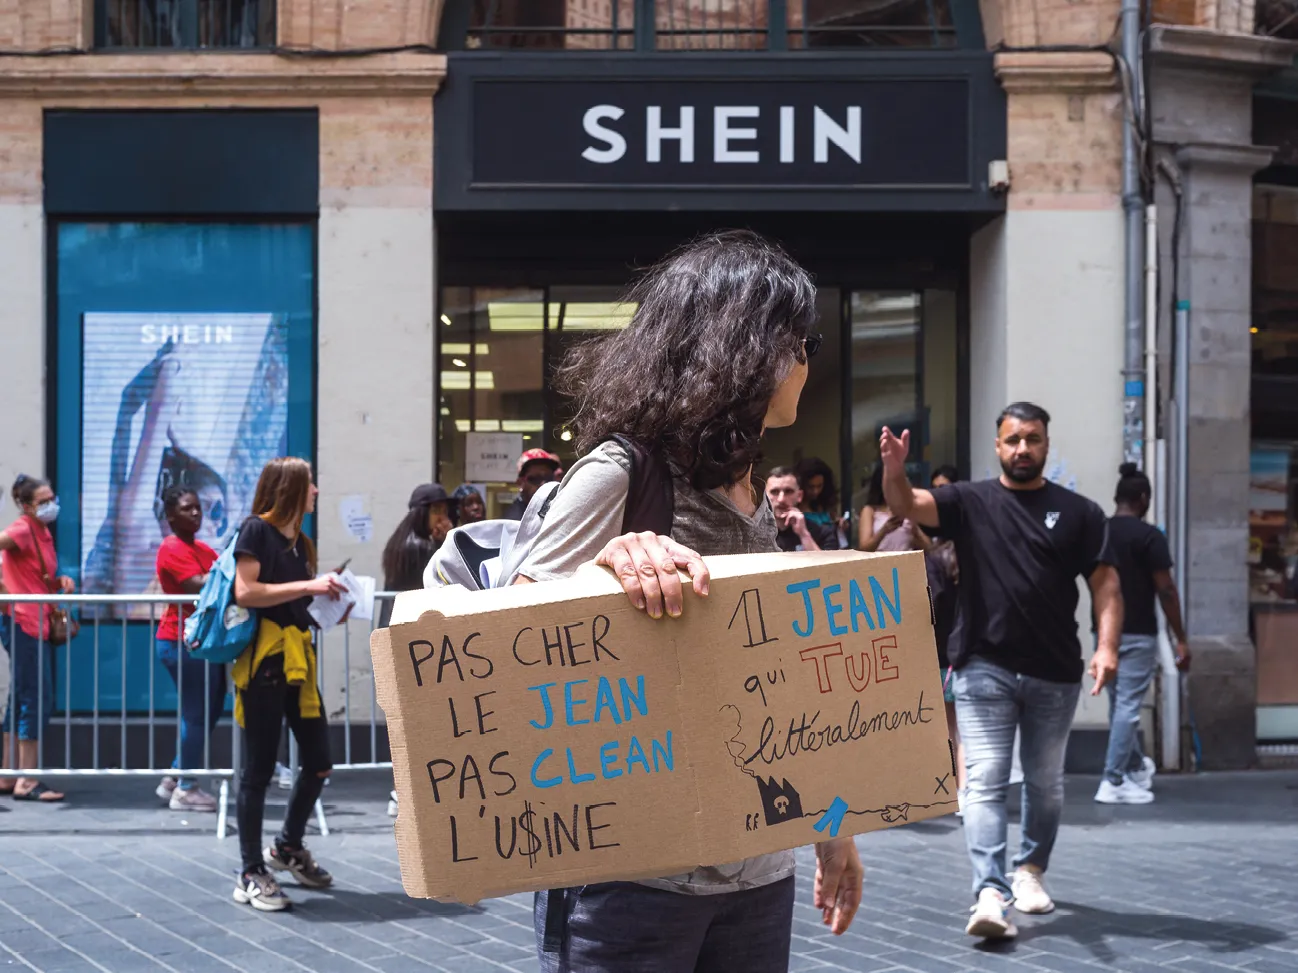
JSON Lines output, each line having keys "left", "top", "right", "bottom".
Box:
{"left": 0, "top": 770, "right": 1294, "bottom": 973}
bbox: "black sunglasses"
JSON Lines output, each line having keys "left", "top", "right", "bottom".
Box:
{"left": 803, "top": 334, "right": 823, "bottom": 358}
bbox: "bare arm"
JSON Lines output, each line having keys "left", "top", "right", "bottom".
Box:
{"left": 0, "top": 531, "right": 15, "bottom": 553}
{"left": 878, "top": 427, "right": 940, "bottom": 528}
{"left": 234, "top": 557, "right": 342, "bottom": 608}
{"left": 177, "top": 573, "right": 208, "bottom": 595}
{"left": 1087, "top": 564, "right": 1123, "bottom": 695}
{"left": 857, "top": 507, "right": 878, "bottom": 551}
{"left": 1153, "top": 569, "right": 1190, "bottom": 669}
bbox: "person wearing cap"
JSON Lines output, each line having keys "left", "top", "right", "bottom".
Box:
{"left": 378, "top": 483, "right": 455, "bottom": 627}
{"left": 504, "top": 449, "right": 562, "bottom": 521}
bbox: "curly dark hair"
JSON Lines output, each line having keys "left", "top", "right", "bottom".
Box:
{"left": 558, "top": 230, "right": 818, "bottom": 491}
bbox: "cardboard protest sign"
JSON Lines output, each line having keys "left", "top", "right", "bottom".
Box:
{"left": 371, "top": 549, "right": 955, "bottom": 903}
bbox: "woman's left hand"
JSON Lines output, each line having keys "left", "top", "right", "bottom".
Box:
{"left": 594, "top": 532, "right": 709, "bottom": 619}
{"left": 57, "top": 576, "right": 76, "bottom": 594}
{"left": 814, "top": 837, "right": 864, "bottom": 935}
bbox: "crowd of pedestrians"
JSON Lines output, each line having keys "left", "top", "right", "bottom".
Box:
{"left": 0, "top": 230, "right": 1195, "bottom": 966}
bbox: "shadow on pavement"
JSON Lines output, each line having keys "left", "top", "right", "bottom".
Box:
{"left": 1010, "top": 900, "right": 1290, "bottom": 964}
{"left": 287, "top": 887, "right": 480, "bottom": 923}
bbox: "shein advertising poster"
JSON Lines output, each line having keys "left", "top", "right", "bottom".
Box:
{"left": 80, "top": 312, "right": 290, "bottom": 619}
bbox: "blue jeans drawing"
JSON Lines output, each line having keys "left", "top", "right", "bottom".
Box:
{"left": 156, "top": 638, "right": 228, "bottom": 790}
{"left": 534, "top": 878, "right": 796, "bottom": 973}
{"left": 3, "top": 627, "right": 55, "bottom": 742}
{"left": 954, "top": 657, "right": 1080, "bottom": 900}
{"left": 1103, "top": 633, "right": 1158, "bottom": 785}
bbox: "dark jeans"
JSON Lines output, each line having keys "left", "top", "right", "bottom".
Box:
{"left": 534, "top": 878, "right": 796, "bottom": 973}
{"left": 237, "top": 658, "right": 331, "bottom": 874}
{"left": 4, "top": 627, "right": 54, "bottom": 742}
{"left": 156, "top": 638, "right": 228, "bottom": 789}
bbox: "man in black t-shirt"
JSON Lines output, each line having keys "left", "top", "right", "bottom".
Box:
{"left": 1094, "top": 464, "right": 1190, "bottom": 807}
{"left": 881, "top": 401, "right": 1122, "bottom": 942}
{"left": 766, "top": 467, "right": 839, "bottom": 551}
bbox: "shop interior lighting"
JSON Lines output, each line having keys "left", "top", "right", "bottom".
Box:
{"left": 453, "top": 418, "right": 545, "bottom": 433}
{"left": 441, "top": 314, "right": 453, "bottom": 326}
{"left": 452, "top": 358, "right": 467, "bottom": 367}
{"left": 487, "top": 302, "right": 637, "bottom": 332}
{"left": 441, "top": 343, "right": 489, "bottom": 355}
{"left": 441, "top": 371, "right": 493, "bottom": 390}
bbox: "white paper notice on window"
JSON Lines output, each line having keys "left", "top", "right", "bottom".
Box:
{"left": 339, "top": 494, "right": 373, "bottom": 544}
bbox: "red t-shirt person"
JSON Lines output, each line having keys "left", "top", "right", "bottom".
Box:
{"left": 155, "top": 535, "right": 217, "bottom": 643}
{"left": 1, "top": 516, "right": 59, "bottom": 639}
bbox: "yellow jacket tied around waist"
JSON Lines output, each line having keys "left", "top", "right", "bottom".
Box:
{"left": 232, "top": 619, "right": 321, "bottom": 726}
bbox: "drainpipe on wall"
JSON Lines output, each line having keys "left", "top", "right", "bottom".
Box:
{"left": 1120, "top": 0, "right": 1146, "bottom": 468}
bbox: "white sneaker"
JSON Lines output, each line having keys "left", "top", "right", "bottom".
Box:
{"left": 275, "top": 762, "right": 294, "bottom": 790}
{"left": 169, "top": 786, "right": 218, "bottom": 813}
{"left": 965, "top": 888, "right": 1017, "bottom": 939}
{"left": 1128, "top": 756, "right": 1156, "bottom": 791}
{"left": 387, "top": 790, "right": 399, "bottom": 818}
{"left": 1095, "top": 777, "right": 1155, "bottom": 805}
{"left": 155, "top": 776, "right": 178, "bottom": 802}
{"left": 1011, "top": 868, "right": 1055, "bottom": 915}
{"left": 955, "top": 791, "right": 964, "bottom": 819}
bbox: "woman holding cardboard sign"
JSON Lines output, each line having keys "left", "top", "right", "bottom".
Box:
{"left": 515, "top": 230, "right": 864, "bottom": 972}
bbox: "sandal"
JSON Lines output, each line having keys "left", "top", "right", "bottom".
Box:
{"left": 13, "top": 782, "right": 64, "bottom": 802}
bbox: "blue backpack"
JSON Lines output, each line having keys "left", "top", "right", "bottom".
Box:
{"left": 183, "top": 532, "right": 257, "bottom": 663}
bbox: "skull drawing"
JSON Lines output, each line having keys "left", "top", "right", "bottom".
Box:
{"left": 774, "top": 795, "right": 790, "bottom": 816}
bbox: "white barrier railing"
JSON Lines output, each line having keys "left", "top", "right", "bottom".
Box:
{"left": 0, "top": 592, "right": 396, "bottom": 835}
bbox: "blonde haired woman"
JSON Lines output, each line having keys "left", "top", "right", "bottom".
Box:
{"left": 231, "top": 457, "right": 345, "bottom": 911}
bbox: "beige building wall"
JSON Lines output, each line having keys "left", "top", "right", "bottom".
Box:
{"left": 0, "top": 0, "right": 445, "bottom": 724}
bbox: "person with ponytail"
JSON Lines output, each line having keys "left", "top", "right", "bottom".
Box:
{"left": 230, "top": 457, "right": 346, "bottom": 911}
{"left": 1094, "top": 462, "right": 1190, "bottom": 806}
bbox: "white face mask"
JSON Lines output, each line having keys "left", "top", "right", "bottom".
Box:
{"left": 34, "top": 500, "right": 59, "bottom": 524}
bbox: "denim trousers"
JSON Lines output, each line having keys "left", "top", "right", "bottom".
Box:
{"left": 1102, "top": 633, "right": 1158, "bottom": 785}
{"left": 156, "top": 638, "right": 228, "bottom": 790}
{"left": 954, "top": 657, "right": 1080, "bottom": 900}
{"left": 534, "top": 878, "right": 796, "bottom": 973}
{"left": 3, "top": 627, "right": 54, "bottom": 741}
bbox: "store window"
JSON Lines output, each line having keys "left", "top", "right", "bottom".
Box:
{"left": 461, "top": 0, "right": 964, "bottom": 49}
{"left": 1250, "top": 184, "right": 1298, "bottom": 737}
{"left": 95, "top": 0, "right": 276, "bottom": 48}
{"left": 53, "top": 222, "right": 315, "bottom": 712}
{"left": 437, "top": 286, "right": 633, "bottom": 517}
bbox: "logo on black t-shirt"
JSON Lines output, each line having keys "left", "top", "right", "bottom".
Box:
{"left": 1044, "top": 511, "right": 1060, "bottom": 530}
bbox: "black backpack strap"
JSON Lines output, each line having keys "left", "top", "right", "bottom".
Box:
{"left": 605, "top": 434, "right": 674, "bottom": 537}
{"left": 540, "top": 888, "right": 567, "bottom": 953}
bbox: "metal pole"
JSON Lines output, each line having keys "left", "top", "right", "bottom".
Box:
{"left": 1173, "top": 300, "right": 1190, "bottom": 610}
{"left": 1143, "top": 203, "right": 1159, "bottom": 514}
{"left": 1120, "top": 0, "right": 1146, "bottom": 469}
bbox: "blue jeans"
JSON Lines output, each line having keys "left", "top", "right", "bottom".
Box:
{"left": 4, "top": 627, "right": 54, "bottom": 741}
{"left": 954, "top": 657, "right": 1080, "bottom": 900}
{"left": 534, "top": 879, "right": 796, "bottom": 973}
{"left": 1103, "top": 634, "right": 1157, "bottom": 785}
{"left": 156, "top": 638, "right": 227, "bottom": 789}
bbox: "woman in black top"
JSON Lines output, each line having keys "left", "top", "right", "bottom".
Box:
{"left": 231, "top": 457, "right": 345, "bottom": 912}
{"left": 377, "top": 483, "right": 455, "bottom": 627}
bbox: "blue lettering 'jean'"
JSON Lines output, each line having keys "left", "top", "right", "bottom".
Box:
{"left": 534, "top": 878, "right": 795, "bottom": 973}
{"left": 954, "top": 657, "right": 1080, "bottom": 901}
{"left": 156, "top": 638, "right": 228, "bottom": 790}
{"left": 1102, "top": 634, "right": 1158, "bottom": 785}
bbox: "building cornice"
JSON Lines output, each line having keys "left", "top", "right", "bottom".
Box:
{"left": 994, "top": 51, "right": 1117, "bottom": 94}
{"left": 1149, "top": 25, "right": 1298, "bottom": 74}
{"left": 0, "top": 51, "right": 446, "bottom": 98}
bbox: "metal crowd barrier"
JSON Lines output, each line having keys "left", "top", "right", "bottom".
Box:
{"left": 0, "top": 592, "right": 397, "bottom": 837}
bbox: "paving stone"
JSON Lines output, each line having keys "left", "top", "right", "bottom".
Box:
{"left": 0, "top": 770, "right": 1293, "bottom": 972}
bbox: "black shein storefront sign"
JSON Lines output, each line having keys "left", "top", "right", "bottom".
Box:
{"left": 437, "top": 54, "right": 1006, "bottom": 212}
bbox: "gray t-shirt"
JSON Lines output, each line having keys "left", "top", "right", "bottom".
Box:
{"left": 519, "top": 441, "right": 796, "bottom": 895}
